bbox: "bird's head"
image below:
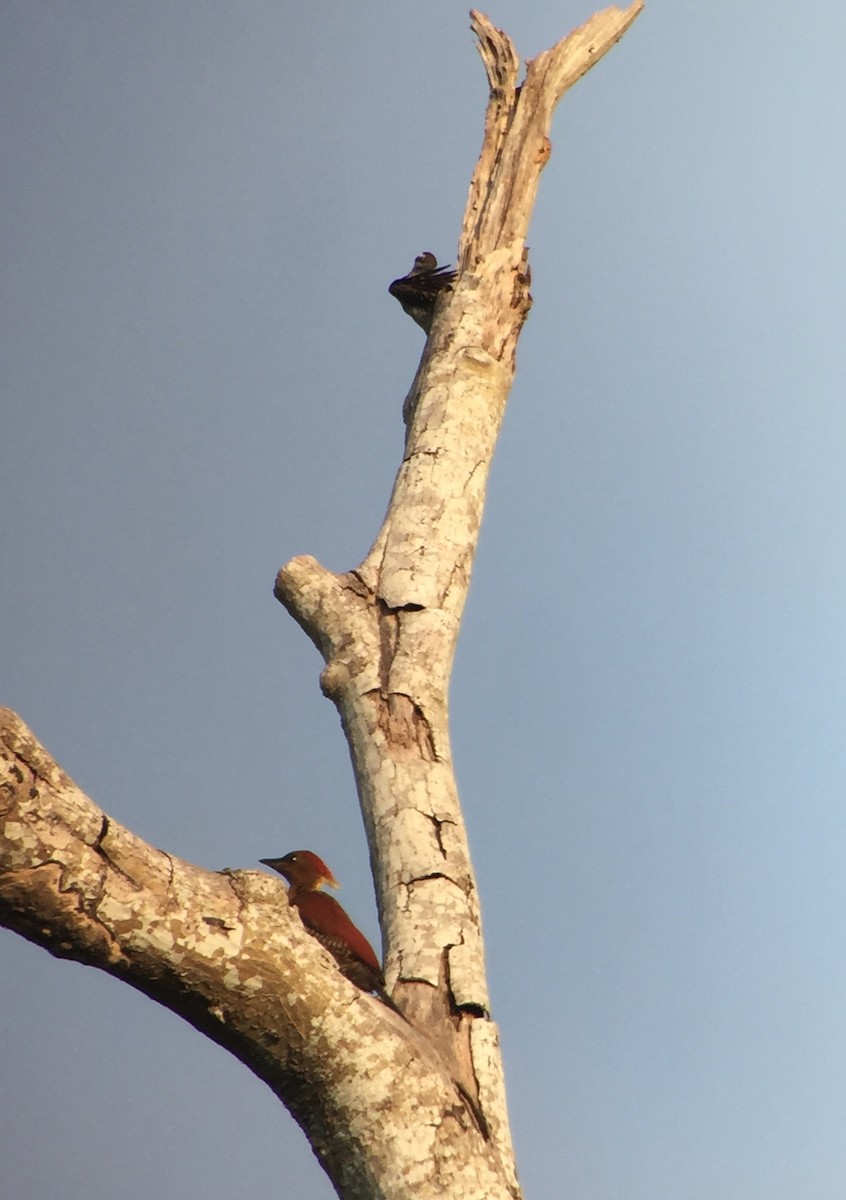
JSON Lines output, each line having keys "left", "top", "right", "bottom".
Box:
{"left": 411, "top": 251, "right": 438, "bottom": 274}
{"left": 259, "top": 850, "right": 340, "bottom": 892}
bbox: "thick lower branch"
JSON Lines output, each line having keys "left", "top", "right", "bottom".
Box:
{"left": 1, "top": 708, "right": 517, "bottom": 1199}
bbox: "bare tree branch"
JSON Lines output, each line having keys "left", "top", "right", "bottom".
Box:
{"left": 275, "top": 0, "right": 643, "bottom": 1144}
{"left": 2, "top": 8, "right": 642, "bottom": 1197}
{"left": 0, "top": 708, "right": 509, "bottom": 1198}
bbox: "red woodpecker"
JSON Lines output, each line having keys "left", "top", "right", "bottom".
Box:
{"left": 259, "top": 850, "right": 400, "bottom": 1012}
{"left": 261, "top": 849, "right": 491, "bottom": 1138}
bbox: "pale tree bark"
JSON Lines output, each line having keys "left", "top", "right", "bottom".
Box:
{"left": 0, "top": 7, "right": 642, "bottom": 1199}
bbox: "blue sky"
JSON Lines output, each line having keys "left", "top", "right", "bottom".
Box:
{"left": 3, "top": 3, "right": 846, "bottom": 1198}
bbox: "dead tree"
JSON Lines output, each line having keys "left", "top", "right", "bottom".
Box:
{"left": 0, "top": 8, "right": 642, "bottom": 1199}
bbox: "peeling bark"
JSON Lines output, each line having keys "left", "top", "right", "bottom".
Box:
{"left": 1, "top": 7, "right": 642, "bottom": 1198}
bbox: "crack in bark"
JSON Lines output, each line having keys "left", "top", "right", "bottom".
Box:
{"left": 377, "top": 602, "right": 399, "bottom": 696}
{"left": 430, "top": 813, "right": 450, "bottom": 859}
{"left": 340, "top": 570, "right": 372, "bottom": 601}
{"left": 93, "top": 813, "right": 110, "bottom": 854}
{"left": 217, "top": 868, "right": 254, "bottom": 922}
{"left": 368, "top": 687, "right": 437, "bottom": 763}
{"left": 2, "top": 746, "right": 39, "bottom": 815}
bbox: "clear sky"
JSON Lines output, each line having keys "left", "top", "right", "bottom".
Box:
{"left": 3, "top": 2, "right": 846, "bottom": 1198}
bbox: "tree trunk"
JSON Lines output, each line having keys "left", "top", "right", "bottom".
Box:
{"left": 0, "top": 7, "right": 642, "bottom": 1198}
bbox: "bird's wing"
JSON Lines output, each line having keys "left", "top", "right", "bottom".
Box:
{"left": 296, "top": 891, "right": 383, "bottom": 976}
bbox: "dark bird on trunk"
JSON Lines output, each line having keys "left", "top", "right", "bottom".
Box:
{"left": 259, "top": 850, "right": 401, "bottom": 1013}
{"left": 389, "top": 252, "right": 457, "bottom": 332}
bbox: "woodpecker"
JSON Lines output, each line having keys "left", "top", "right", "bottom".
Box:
{"left": 388, "top": 252, "right": 457, "bottom": 332}
{"left": 259, "top": 850, "right": 401, "bottom": 1013}
{"left": 260, "top": 848, "right": 491, "bottom": 1139}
